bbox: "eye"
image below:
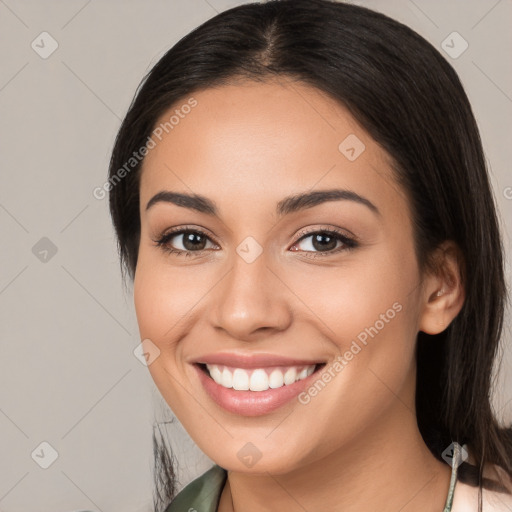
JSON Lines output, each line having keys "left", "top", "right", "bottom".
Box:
{"left": 152, "top": 227, "right": 218, "bottom": 257}
{"left": 290, "top": 228, "right": 358, "bottom": 257}
{"left": 152, "top": 226, "right": 358, "bottom": 258}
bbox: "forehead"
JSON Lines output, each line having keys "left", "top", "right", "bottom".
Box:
{"left": 139, "top": 80, "right": 406, "bottom": 222}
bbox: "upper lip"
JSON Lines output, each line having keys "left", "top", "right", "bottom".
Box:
{"left": 191, "top": 352, "right": 326, "bottom": 369}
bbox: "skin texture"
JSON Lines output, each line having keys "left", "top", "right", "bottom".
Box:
{"left": 134, "top": 79, "right": 465, "bottom": 512}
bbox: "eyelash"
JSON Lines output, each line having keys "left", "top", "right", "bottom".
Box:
{"left": 152, "top": 225, "right": 358, "bottom": 259}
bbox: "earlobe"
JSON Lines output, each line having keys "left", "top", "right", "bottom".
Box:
{"left": 418, "top": 241, "right": 465, "bottom": 335}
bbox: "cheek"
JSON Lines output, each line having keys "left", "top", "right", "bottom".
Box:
{"left": 133, "top": 252, "right": 206, "bottom": 345}
{"left": 281, "top": 247, "right": 419, "bottom": 348}
{"left": 132, "top": 255, "right": 200, "bottom": 408}
{"left": 133, "top": 261, "right": 170, "bottom": 342}
{"left": 278, "top": 246, "right": 420, "bottom": 413}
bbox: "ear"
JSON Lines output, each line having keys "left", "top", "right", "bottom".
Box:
{"left": 418, "top": 240, "right": 465, "bottom": 335}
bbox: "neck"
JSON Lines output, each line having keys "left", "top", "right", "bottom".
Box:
{"left": 218, "top": 402, "right": 452, "bottom": 512}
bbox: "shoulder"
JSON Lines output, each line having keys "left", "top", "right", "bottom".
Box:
{"left": 452, "top": 479, "right": 512, "bottom": 512}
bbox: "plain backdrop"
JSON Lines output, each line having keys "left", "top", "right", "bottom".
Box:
{"left": 0, "top": 1, "right": 511, "bottom": 511}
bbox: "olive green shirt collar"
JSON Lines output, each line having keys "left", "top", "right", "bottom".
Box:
{"left": 165, "top": 464, "right": 227, "bottom": 512}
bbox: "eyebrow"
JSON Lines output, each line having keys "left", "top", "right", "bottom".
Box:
{"left": 145, "top": 188, "right": 380, "bottom": 217}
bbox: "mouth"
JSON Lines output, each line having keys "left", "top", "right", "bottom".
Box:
{"left": 193, "top": 361, "right": 327, "bottom": 416}
{"left": 196, "top": 362, "right": 326, "bottom": 392}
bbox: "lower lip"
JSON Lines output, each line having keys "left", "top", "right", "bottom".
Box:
{"left": 194, "top": 363, "right": 323, "bottom": 416}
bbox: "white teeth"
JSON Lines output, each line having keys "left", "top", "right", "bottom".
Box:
{"left": 249, "top": 369, "right": 268, "bottom": 391}
{"left": 221, "top": 367, "right": 233, "bottom": 388}
{"left": 232, "top": 368, "right": 249, "bottom": 390}
{"left": 209, "top": 365, "right": 222, "bottom": 384}
{"left": 204, "top": 363, "right": 317, "bottom": 392}
{"left": 284, "top": 367, "right": 297, "bottom": 385}
{"left": 268, "top": 369, "right": 284, "bottom": 389}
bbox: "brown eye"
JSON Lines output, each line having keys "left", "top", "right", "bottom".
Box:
{"left": 180, "top": 231, "right": 208, "bottom": 251}
{"left": 153, "top": 229, "right": 217, "bottom": 256}
{"left": 291, "top": 229, "right": 358, "bottom": 255}
{"left": 310, "top": 232, "right": 338, "bottom": 251}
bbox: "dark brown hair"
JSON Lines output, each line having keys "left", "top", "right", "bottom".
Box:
{"left": 107, "top": 1, "right": 512, "bottom": 510}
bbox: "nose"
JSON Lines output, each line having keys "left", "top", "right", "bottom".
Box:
{"left": 210, "top": 248, "right": 293, "bottom": 341}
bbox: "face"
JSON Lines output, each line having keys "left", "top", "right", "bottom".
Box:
{"left": 134, "top": 79, "right": 426, "bottom": 474}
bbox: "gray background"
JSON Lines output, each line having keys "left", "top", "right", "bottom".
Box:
{"left": 0, "top": 1, "right": 511, "bottom": 511}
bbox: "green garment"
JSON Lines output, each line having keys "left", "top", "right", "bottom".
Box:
{"left": 165, "top": 464, "right": 227, "bottom": 512}
{"left": 165, "top": 446, "right": 460, "bottom": 512}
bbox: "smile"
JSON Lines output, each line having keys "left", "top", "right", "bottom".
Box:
{"left": 204, "top": 363, "right": 317, "bottom": 391}
{"left": 193, "top": 359, "right": 327, "bottom": 416}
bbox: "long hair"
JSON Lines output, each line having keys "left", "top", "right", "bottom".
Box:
{"left": 107, "top": 1, "right": 512, "bottom": 510}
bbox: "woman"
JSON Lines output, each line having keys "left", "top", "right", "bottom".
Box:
{"left": 107, "top": 0, "right": 512, "bottom": 510}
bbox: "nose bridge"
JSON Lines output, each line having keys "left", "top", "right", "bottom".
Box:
{"left": 210, "top": 242, "right": 291, "bottom": 339}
